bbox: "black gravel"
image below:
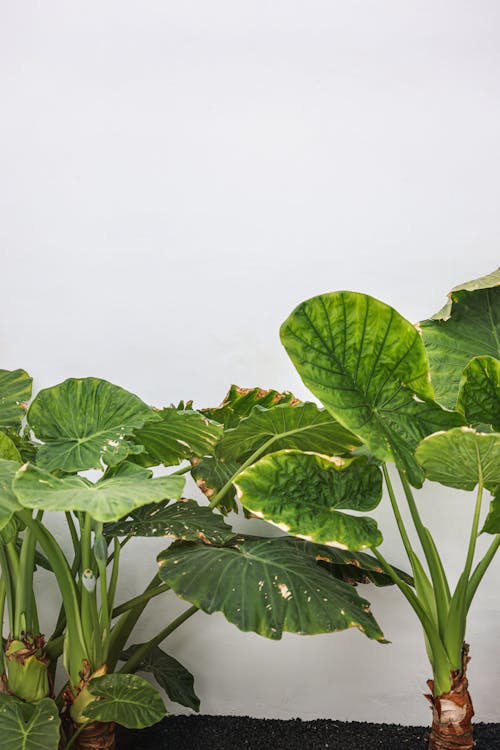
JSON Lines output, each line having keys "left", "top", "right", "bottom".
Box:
{"left": 118, "top": 716, "right": 500, "bottom": 749}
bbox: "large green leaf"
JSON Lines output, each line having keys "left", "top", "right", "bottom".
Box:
{"left": 27, "top": 377, "right": 157, "bottom": 472}
{"left": 0, "top": 370, "right": 32, "bottom": 431}
{"left": 415, "top": 427, "right": 500, "bottom": 491}
{"left": 217, "top": 402, "right": 360, "bottom": 463}
{"left": 13, "top": 464, "right": 185, "bottom": 523}
{"left": 281, "top": 291, "right": 462, "bottom": 487}
{"left": 132, "top": 408, "right": 223, "bottom": 467}
{"left": 420, "top": 275, "right": 500, "bottom": 408}
{"left": 457, "top": 356, "right": 500, "bottom": 430}
{"left": 0, "top": 695, "right": 60, "bottom": 750}
{"left": 158, "top": 536, "right": 385, "bottom": 640}
{"left": 0, "top": 459, "right": 22, "bottom": 532}
{"left": 84, "top": 673, "right": 165, "bottom": 728}
{"left": 104, "top": 499, "right": 234, "bottom": 544}
{"left": 235, "top": 451, "right": 382, "bottom": 550}
{"left": 202, "top": 385, "right": 299, "bottom": 429}
{"left": 121, "top": 645, "right": 200, "bottom": 712}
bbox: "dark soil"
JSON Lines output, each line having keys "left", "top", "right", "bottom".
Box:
{"left": 118, "top": 715, "right": 500, "bottom": 749}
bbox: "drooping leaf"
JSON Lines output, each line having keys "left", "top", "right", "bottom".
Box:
{"left": 132, "top": 408, "right": 223, "bottom": 467}
{"left": 0, "top": 695, "right": 60, "bottom": 750}
{"left": 0, "top": 432, "right": 22, "bottom": 462}
{"left": 104, "top": 499, "right": 234, "bottom": 544}
{"left": 158, "top": 536, "right": 385, "bottom": 641}
{"left": 217, "top": 402, "right": 360, "bottom": 464}
{"left": 457, "top": 356, "right": 500, "bottom": 430}
{"left": 27, "top": 377, "right": 157, "bottom": 472}
{"left": 280, "top": 291, "right": 463, "bottom": 487}
{"left": 191, "top": 456, "right": 240, "bottom": 513}
{"left": 0, "top": 459, "right": 22, "bottom": 532}
{"left": 84, "top": 673, "right": 165, "bottom": 728}
{"left": 202, "top": 385, "right": 300, "bottom": 429}
{"left": 13, "top": 464, "right": 185, "bottom": 523}
{"left": 235, "top": 451, "right": 382, "bottom": 550}
{"left": 415, "top": 427, "right": 500, "bottom": 491}
{"left": 121, "top": 645, "right": 200, "bottom": 712}
{"left": 420, "top": 278, "right": 500, "bottom": 409}
{"left": 306, "top": 542, "right": 413, "bottom": 587}
{"left": 0, "top": 370, "right": 32, "bottom": 431}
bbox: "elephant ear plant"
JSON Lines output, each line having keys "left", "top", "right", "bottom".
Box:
{"left": 228, "top": 269, "right": 499, "bottom": 750}
{"left": 0, "top": 373, "right": 405, "bottom": 749}
{"left": 0, "top": 376, "right": 234, "bottom": 750}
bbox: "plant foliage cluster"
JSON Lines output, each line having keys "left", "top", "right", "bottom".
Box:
{"left": 0, "top": 268, "right": 498, "bottom": 748}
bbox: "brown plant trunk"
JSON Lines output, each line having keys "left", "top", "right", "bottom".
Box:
{"left": 71, "top": 721, "right": 116, "bottom": 750}
{"left": 426, "top": 645, "right": 474, "bottom": 750}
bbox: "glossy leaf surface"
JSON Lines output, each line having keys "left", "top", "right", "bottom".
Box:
{"left": 236, "top": 450, "right": 382, "bottom": 550}
{"left": 27, "top": 377, "right": 156, "bottom": 472}
{"left": 133, "top": 408, "right": 222, "bottom": 466}
{"left": 281, "top": 291, "right": 462, "bottom": 486}
{"left": 420, "top": 281, "right": 500, "bottom": 408}
{"left": 104, "top": 499, "right": 234, "bottom": 543}
{"left": 158, "top": 536, "right": 385, "bottom": 640}
{"left": 0, "top": 695, "right": 60, "bottom": 750}
{"left": 218, "top": 402, "right": 360, "bottom": 463}
{"left": 13, "top": 464, "right": 184, "bottom": 522}
{"left": 415, "top": 427, "right": 500, "bottom": 491}
{"left": 84, "top": 673, "right": 165, "bottom": 728}
{"left": 457, "top": 356, "right": 500, "bottom": 430}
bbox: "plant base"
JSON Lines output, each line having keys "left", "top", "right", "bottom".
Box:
{"left": 70, "top": 721, "right": 116, "bottom": 750}
{"left": 425, "top": 648, "right": 474, "bottom": 750}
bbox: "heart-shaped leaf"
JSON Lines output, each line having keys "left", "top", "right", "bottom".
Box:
{"left": 84, "top": 673, "right": 165, "bottom": 728}
{"left": 0, "top": 370, "right": 32, "bottom": 431}
{"left": 457, "top": 356, "right": 500, "bottom": 431}
{"left": 235, "top": 451, "right": 382, "bottom": 550}
{"left": 217, "top": 402, "right": 360, "bottom": 463}
{"left": 27, "top": 377, "right": 157, "bottom": 472}
{"left": 281, "top": 292, "right": 463, "bottom": 487}
{"left": 415, "top": 427, "right": 500, "bottom": 491}
{"left": 133, "top": 408, "right": 223, "bottom": 467}
{"left": 121, "top": 645, "right": 200, "bottom": 712}
{"left": 0, "top": 695, "right": 60, "bottom": 750}
{"left": 104, "top": 499, "right": 234, "bottom": 544}
{"left": 13, "top": 465, "right": 185, "bottom": 523}
{"left": 420, "top": 273, "right": 500, "bottom": 409}
{"left": 158, "top": 536, "right": 385, "bottom": 640}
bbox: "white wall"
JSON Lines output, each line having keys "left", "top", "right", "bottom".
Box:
{"left": 1, "top": 0, "right": 500, "bottom": 725}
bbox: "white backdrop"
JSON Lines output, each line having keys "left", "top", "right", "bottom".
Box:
{"left": 1, "top": 0, "right": 500, "bottom": 726}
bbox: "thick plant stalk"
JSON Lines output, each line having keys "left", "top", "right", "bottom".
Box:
{"left": 426, "top": 645, "right": 474, "bottom": 750}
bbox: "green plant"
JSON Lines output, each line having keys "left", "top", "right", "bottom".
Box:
{"left": 0, "top": 374, "right": 405, "bottom": 749}
{"left": 198, "top": 269, "right": 499, "bottom": 750}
